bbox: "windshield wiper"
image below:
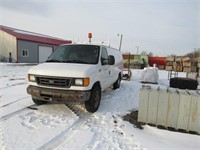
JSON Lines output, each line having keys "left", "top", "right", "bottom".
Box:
{"left": 64, "top": 60, "right": 89, "bottom": 64}
{"left": 45, "top": 59, "right": 62, "bottom": 62}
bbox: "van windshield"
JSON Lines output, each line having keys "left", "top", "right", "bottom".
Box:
{"left": 46, "top": 45, "right": 100, "bottom": 64}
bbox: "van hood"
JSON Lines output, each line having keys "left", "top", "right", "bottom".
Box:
{"left": 28, "top": 63, "right": 97, "bottom": 77}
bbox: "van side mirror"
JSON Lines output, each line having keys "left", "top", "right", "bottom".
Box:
{"left": 101, "top": 58, "right": 109, "bottom": 65}
{"left": 108, "top": 55, "right": 115, "bottom": 65}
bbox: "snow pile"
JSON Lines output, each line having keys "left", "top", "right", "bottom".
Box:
{"left": 141, "top": 67, "right": 159, "bottom": 83}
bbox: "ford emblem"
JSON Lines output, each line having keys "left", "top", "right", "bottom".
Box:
{"left": 49, "top": 80, "right": 54, "bottom": 84}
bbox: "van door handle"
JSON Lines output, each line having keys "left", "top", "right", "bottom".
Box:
{"left": 109, "top": 71, "right": 111, "bottom": 75}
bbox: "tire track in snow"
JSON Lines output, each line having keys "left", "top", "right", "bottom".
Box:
{"left": 0, "top": 119, "right": 5, "bottom": 150}
{"left": 38, "top": 104, "right": 92, "bottom": 150}
{"left": 0, "top": 104, "right": 37, "bottom": 121}
{"left": 0, "top": 101, "right": 5, "bottom": 150}
{"left": 2, "top": 104, "right": 80, "bottom": 149}
{"left": 19, "top": 104, "right": 78, "bottom": 130}
{"left": 0, "top": 96, "right": 29, "bottom": 108}
{"left": 83, "top": 114, "right": 143, "bottom": 150}
{"left": 46, "top": 108, "right": 144, "bottom": 150}
{"left": 0, "top": 82, "right": 27, "bottom": 90}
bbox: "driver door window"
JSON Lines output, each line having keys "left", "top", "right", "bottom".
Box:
{"left": 101, "top": 47, "right": 108, "bottom": 65}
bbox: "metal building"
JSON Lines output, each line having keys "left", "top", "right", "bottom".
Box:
{"left": 0, "top": 25, "right": 72, "bottom": 63}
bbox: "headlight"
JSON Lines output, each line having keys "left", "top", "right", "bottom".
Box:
{"left": 75, "top": 79, "right": 83, "bottom": 86}
{"left": 28, "top": 74, "right": 36, "bottom": 82}
{"left": 74, "top": 78, "right": 90, "bottom": 86}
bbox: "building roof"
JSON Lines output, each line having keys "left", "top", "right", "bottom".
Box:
{"left": 0, "top": 25, "right": 71, "bottom": 45}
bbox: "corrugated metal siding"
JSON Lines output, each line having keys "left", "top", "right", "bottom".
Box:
{"left": 18, "top": 40, "right": 57, "bottom": 63}
{"left": 0, "top": 30, "right": 17, "bottom": 62}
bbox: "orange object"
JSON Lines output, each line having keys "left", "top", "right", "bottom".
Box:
{"left": 88, "top": 33, "right": 92, "bottom": 38}
{"left": 83, "top": 78, "right": 90, "bottom": 86}
{"left": 148, "top": 57, "right": 167, "bottom": 67}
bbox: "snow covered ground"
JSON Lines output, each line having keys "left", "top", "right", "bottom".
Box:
{"left": 0, "top": 63, "right": 199, "bottom": 150}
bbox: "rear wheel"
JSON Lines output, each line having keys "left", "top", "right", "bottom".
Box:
{"left": 85, "top": 84, "right": 101, "bottom": 113}
{"left": 32, "top": 98, "right": 47, "bottom": 105}
{"left": 113, "top": 75, "right": 121, "bottom": 90}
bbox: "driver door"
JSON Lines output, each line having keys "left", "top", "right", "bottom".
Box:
{"left": 100, "top": 47, "right": 111, "bottom": 90}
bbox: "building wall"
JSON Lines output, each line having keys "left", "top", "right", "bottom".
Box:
{"left": 122, "top": 54, "right": 148, "bottom": 69}
{"left": 18, "top": 40, "right": 58, "bottom": 63}
{"left": 0, "top": 30, "right": 17, "bottom": 62}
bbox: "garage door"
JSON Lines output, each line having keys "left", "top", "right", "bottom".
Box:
{"left": 39, "top": 46, "right": 53, "bottom": 63}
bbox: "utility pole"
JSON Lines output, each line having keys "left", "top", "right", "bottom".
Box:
{"left": 118, "top": 34, "right": 123, "bottom": 51}
{"left": 136, "top": 46, "right": 139, "bottom": 54}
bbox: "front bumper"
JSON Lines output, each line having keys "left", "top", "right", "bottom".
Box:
{"left": 27, "top": 85, "right": 91, "bottom": 103}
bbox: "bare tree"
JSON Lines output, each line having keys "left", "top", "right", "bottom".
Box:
{"left": 148, "top": 52, "right": 153, "bottom": 57}
{"left": 140, "top": 51, "right": 148, "bottom": 55}
{"left": 184, "top": 48, "right": 200, "bottom": 59}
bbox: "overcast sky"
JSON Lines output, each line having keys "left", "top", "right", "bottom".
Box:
{"left": 0, "top": 0, "right": 199, "bottom": 56}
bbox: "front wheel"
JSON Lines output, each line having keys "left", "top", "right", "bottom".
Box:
{"left": 85, "top": 85, "right": 101, "bottom": 113}
{"left": 32, "top": 98, "right": 47, "bottom": 105}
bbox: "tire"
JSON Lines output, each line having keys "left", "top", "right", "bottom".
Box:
{"left": 85, "top": 84, "right": 101, "bottom": 113}
{"left": 170, "top": 77, "right": 198, "bottom": 90}
{"left": 113, "top": 75, "right": 121, "bottom": 90}
{"left": 32, "top": 98, "right": 47, "bottom": 105}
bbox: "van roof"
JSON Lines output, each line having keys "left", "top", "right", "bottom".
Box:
{"left": 60, "top": 43, "right": 120, "bottom": 51}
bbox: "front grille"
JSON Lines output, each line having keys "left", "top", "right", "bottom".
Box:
{"left": 36, "top": 76, "right": 71, "bottom": 88}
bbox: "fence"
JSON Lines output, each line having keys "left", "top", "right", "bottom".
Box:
{"left": 138, "top": 86, "right": 200, "bottom": 134}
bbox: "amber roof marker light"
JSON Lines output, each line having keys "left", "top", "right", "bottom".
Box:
{"left": 88, "top": 33, "right": 92, "bottom": 43}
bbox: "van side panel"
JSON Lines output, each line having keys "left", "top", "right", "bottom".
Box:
{"left": 106, "top": 47, "right": 123, "bottom": 84}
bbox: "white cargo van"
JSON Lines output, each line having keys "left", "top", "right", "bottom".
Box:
{"left": 27, "top": 44, "right": 123, "bottom": 112}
